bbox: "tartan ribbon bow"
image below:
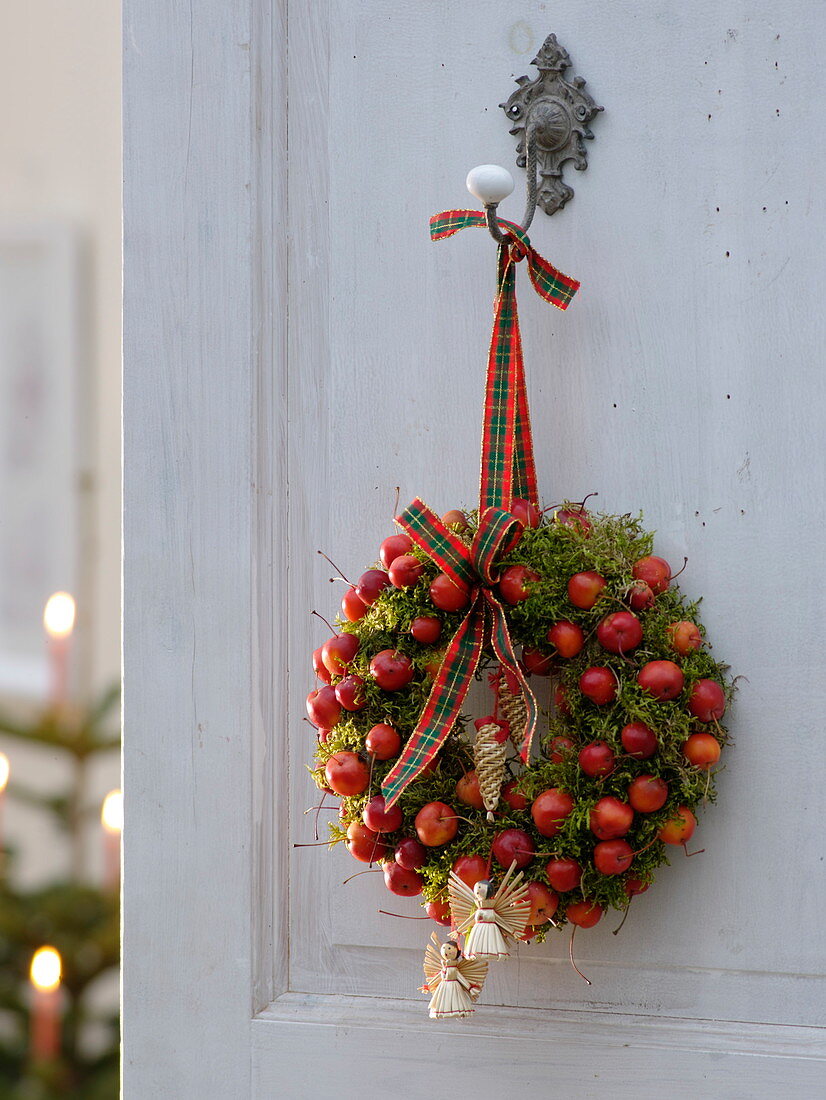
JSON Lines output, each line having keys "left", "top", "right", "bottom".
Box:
{"left": 381, "top": 212, "right": 579, "bottom": 808}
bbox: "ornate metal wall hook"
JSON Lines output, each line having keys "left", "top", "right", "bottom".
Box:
{"left": 500, "top": 33, "right": 603, "bottom": 218}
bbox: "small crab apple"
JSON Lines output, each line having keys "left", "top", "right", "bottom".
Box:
{"left": 335, "top": 674, "right": 368, "bottom": 711}
{"left": 546, "top": 620, "right": 585, "bottom": 658}
{"left": 363, "top": 795, "right": 403, "bottom": 833}
{"left": 627, "top": 580, "right": 655, "bottom": 611}
{"left": 531, "top": 788, "right": 575, "bottom": 838}
{"left": 682, "top": 732, "right": 721, "bottom": 769}
{"left": 548, "top": 735, "right": 575, "bottom": 763}
{"left": 553, "top": 684, "right": 572, "bottom": 716}
{"left": 370, "top": 649, "right": 414, "bottom": 691}
{"left": 522, "top": 646, "right": 553, "bottom": 675}
{"left": 451, "top": 854, "right": 489, "bottom": 889}
{"left": 597, "top": 611, "right": 643, "bottom": 655}
{"left": 628, "top": 775, "right": 668, "bottom": 813}
{"left": 590, "top": 796, "right": 634, "bottom": 839}
{"left": 306, "top": 685, "right": 341, "bottom": 728}
{"left": 312, "top": 647, "right": 332, "bottom": 685}
{"left": 379, "top": 533, "right": 413, "bottom": 570}
{"left": 355, "top": 568, "right": 391, "bottom": 605}
{"left": 637, "top": 660, "right": 684, "bottom": 701}
{"left": 498, "top": 565, "right": 540, "bottom": 605}
{"left": 427, "top": 898, "right": 452, "bottom": 926}
{"left": 321, "top": 632, "right": 360, "bottom": 676}
{"left": 346, "top": 822, "right": 387, "bottom": 863}
{"left": 410, "top": 615, "right": 442, "bottom": 644}
{"left": 455, "top": 770, "right": 485, "bottom": 810}
{"left": 492, "top": 828, "right": 535, "bottom": 869}
{"left": 578, "top": 741, "right": 616, "bottom": 778}
{"left": 388, "top": 554, "right": 424, "bottom": 589}
{"left": 341, "top": 585, "right": 367, "bottom": 622}
{"left": 424, "top": 648, "right": 447, "bottom": 679}
{"left": 526, "top": 881, "right": 559, "bottom": 925}
{"left": 567, "top": 571, "right": 607, "bottom": 610}
{"left": 545, "top": 857, "right": 582, "bottom": 892}
{"left": 565, "top": 899, "right": 603, "bottom": 928}
{"left": 621, "top": 721, "right": 658, "bottom": 759}
{"left": 394, "top": 837, "right": 427, "bottom": 870}
{"left": 429, "top": 573, "right": 471, "bottom": 611}
{"left": 383, "top": 861, "right": 423, "bottom": 896}
{"left": 325, "top": 751, "right": 369, "bottom": 796}
{"left": 632, "top": 555, "right": 671, "bottom": 595}
{"left": 658, "top": 807, "right": 696, "bottom": 845}
{"left": 510, "top": 498, "right": 541, "bottom": 528}
{"left": 365, "top": 723, "right": 401, "bottom": 760}
{"left": 442, "top": 509, "right": 470, "bottom": 532}
{"left": 501, "top": 779, "right": 528, "bottom": 811}
{"left": 553, "top": 506, "right": 592, "bottom": 537}
{"left": 667, "top": 620, "right": 702, "bottom": 655}
{"left": 624, "top": 876, "right": 650, "bottom": 896}
{"left": 688, "top": 679, "right": 726, "bottom": 722}
{"left": 415, "top": 801, "right": 459, "bottom": 846}
{"left": 593, "top": 839, "right": 634, "bottom": 875}
{"left": 579, "top": 666, "right": 618, "bottom": 706}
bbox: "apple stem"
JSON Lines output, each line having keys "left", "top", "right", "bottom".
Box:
{"left": 316, "top": 549, "right": 352, "bottom": 584}
{"left": 671, "top": 556, "right": 689, "bottom": 580}
{"left": 378, "top": 909, "right": 430, "bottom": 920}
{"left": 392, "top": 485, "right": 401, "bottom": 524}
{"left": 342, "top": 868, "right": 382, "bottom": 886}
{"left": 310, "top": 609, "right": 337, "bottom": 635}
{"left": 292, "top": 840, "right": 339, "bottom": 848}
{"left": 631, "top": 836, "right": 659, "bottom": 858}
{"left": 612, "top": 900, "right": 632, "bottom": 936}
{"left": 683, "top": 844, "right": 706, "bottom": 858}
{"left": 568, "top": 928, "right": 592, "bottom": 985}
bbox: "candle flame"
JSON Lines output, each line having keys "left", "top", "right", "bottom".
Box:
{"left": 43, "top": 592, "right": 76, "bottom": 639}
{"left": 30, "top": 947, "right": 61, "bottom": 992}
{"left": 0, "top": 752, "right": 9, "bottom": 792}
{"left": 101, "top": 789, "right": 123, "bottom": 833}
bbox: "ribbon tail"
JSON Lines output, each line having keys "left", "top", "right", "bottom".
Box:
{"left": 484, "top": 592, "right": 537, "bottom": 762}
{"left": 382, "top": 605, "right": 485, "bottom": 808}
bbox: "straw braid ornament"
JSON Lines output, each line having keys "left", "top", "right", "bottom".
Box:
{"left": 472, "top": 719, "right": 509, "bottom": 821}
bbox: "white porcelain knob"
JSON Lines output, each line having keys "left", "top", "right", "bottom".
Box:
{"left": 466, "top": 164, "right": 514, "bottom": 206}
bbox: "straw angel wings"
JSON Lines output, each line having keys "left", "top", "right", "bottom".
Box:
{"left": 448, "top": 862, "right": 532, "bottom": 959}
{"left": 422, "top": 934, "right": 489, "bottom": 1019}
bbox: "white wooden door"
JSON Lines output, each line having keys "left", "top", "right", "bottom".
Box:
{"left": 124, "top": 1, "right": 826, "bottom": 1096}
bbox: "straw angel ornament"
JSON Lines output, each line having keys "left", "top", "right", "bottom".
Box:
{"left": 422, "top": 935, "right": 488, "bottom": 1019}
{"left": 448, "top": 862, "right": 532, "bottom": 959}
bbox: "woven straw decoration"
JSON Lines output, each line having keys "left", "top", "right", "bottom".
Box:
{"left": 473, "top": 722, "right": 507, "bottom": 821}
{"left": 498, "top": 680, "right": 528, "bottom": 754}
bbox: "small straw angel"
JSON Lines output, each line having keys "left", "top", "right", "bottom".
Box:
{"left": 421, "top": 934, "right": 488, "bottom": 1019}
{"left": 448, "top": 861, "right": 532, "bottom": 959}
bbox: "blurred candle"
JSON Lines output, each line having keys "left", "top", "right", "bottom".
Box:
{"left": 43, "top": 592, "right": 76, "bottom": 708}
{"left": 101, "top": 788, "right": 122, "bottom": 891}
{"left": 29, "top": 946, "right": 62, "bottom": 1060}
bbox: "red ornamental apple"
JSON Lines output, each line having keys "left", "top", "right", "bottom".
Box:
{"left": 325, "top": 751, "right": 369, "bottom": 796}
{"left": 510, "top": 498, "right": 541, "bottom": 528}
{"left": 369, "top": 649, "right": 414, "bottom": 691}
{"left": 414, "top": 801, "right": 459, "bottom": 847}
{"left": 306, "top": 685, "right": 342, "bottom": 728}
{"left": 579, "top": 666, "right": 618, "bottom": 705}
{"left": 312, "top": 647, "right": 332, "bottom": 685}
{"left": 335, "top": 674, "right": 368, "bottom": 711}
{"left": 316, "top": 728, "right": 331, "bottom": 744}
{"left": 590, "top": 796, "right": 634, "bottom": 839}
{"left": 682, "top": 732, "right": 721, "bottom": 769}
{"left": 522, "top": 646, "right": 552, "bottom": 675}
{"left": 451, "top": 854, "right": 489, "bottom": 889}
{"left": 500, "top": 779, "right": 528, "bottom": 811}
{"left": 658, "top": 806, "right": 696, "bottom": 845}
{"left": 427, "top": 898, "right": 452, "bottom": 926}
{"left": 547, "top": 620, "right": 585, "bottom": 659}
{"left": 566, "top": 899, "right": 603, "bottom": 928}
{"left": 365, "top": 723, "right": 401, "bottom": 761}
{"left": 628, "top": 775, "right": 668, "bottom": 813}
{"left": 346, "top": 821, "right": 387, "bottom": 863}
{"left": 526, "top": 881, "right": 559, "bottom": 925}
{"left": 341, "top": 585, "right": 367, "bottom": 622}
{"left": 355, "top": 568, "right": 391, "bottom": 605}
{"left": 363, "top": 795, "right": 403, "bottom": 833}
{"left": 567, "top": 571, "right": 606, "bottom": 610}
{"left": 383, "top": 861, "right": 424, "bottom": 896}
{"left": 553, "top": 507, "right": 592, "bottom": 537}
{"left": 667, "top": 620, "right": 702, "bottom": 655}
{"left": 548, "top": 736, "right": 575, "bottom": 763}
{"left": 394, "top": 837, "right": 427, "bottom": 870}
{"left": 492, "top": 828, "right": 535, "bottom": 869}
{"left": 593, "top": 839, "right": 634, "bottom": 875}
{"left": 627, "top": 580, "right": 655, "bottom": 611}
{"left": 455, "top": 771, "right": 485, "bottom": 810}
{"left": 410, "top": 615, "right": 442, "bottom": 644}
{"left": 621, "top": 721, "right": 658, "bottom": 759}
{"left": 424, "top": 649, "right": 447, "bottom": 679}
{"left": 442, "top": 509, "right": 470, "bottom": 532}
{"left": 553, "top": 685, "right": 572, "bottom": 716}
{"left": 632, "top": 555, "right": 671, "bottom": 595}
{"left": 688, "top": 679, "right": 726, "bottom": 722}
{"left": 637, "top": 660, "right": 684, "bottom": 701}
{"left": 321, "top": 631, "right": 360, "bottom": 676}
{"left": 388, "top": 554, "right": 424, "bottom": 589}
{"left": 429, "top": 573, "right": 471, "bottom": 612}
{"left": 498, "top": 565, "right": 540, "bottom": 606}
{"left": 578, "top": 741, "right": 616, "bottom": 778}
{"left": 545, "top": 857, "right": 582, "bottom": 892}
{"left": 380, "top": 533, "right": 413, "bottom": 570}
{"left": 597, "top": 611, "right": 643, "bottom": 655}
{"left": 624, "top": 876, "right": 650, "bottom": 896}
{"left": 531, "top": 788, "right": 575, "bottom": 838}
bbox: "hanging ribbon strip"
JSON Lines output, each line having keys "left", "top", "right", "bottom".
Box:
{"left": 381, "top": 211, "right": 579, "bottom": 809}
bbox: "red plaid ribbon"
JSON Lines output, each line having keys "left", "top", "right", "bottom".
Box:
{"left": 381, "top": 212, "right": 579, "bottom": 808}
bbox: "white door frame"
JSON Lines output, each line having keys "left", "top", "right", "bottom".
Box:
{"left": 123, "top": 2, "right": 826, "bottom": 1095}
